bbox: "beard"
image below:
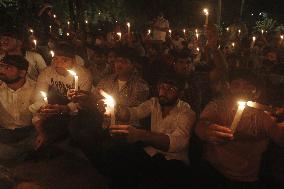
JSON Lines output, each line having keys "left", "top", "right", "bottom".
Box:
{"left": 0, "top": 76, "right": 22, "bottom": 84}
{"left": 158, "top": 96, "right": 178, "bottom": 106}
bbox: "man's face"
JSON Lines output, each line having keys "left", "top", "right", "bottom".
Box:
{"left": 52, "top": 55, "right": 74, "bottom": 75}
{"left": 114, "top": 57, "right": 133, "bottom": 76}
{"left": 0, "top": 62, "right": 24, "bottom": 84}
{"left": 0, "top": 36, "right": 20, "bottom": 53}
{"left": 158, "top": 83, "right": 179, "bottom": 106}
{"left": 230, "top": 78, "right": 257, "bottom": 100}
{"left": 265, "top": 52, "right": 277, "bottom": 63}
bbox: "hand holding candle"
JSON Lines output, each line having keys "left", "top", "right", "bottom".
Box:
{"left": 100, "top": 90, "right": 116, "bottom": 125}
{"left": 231, "top": 101, "right": 246, "bottom": 134}
{"left": 40, "top": 91, "right": 48, "bottom": 105}
{"left": 203, "top": 8, "right": 209, "bottom": 26}
{"left": 67, "top": 70, "right": 78, "bottom": 91}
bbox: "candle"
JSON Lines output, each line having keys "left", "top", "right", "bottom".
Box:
{"left": 126, "top": 22, "right": 131, "bottom": 35}
{"left": 231, "top": 101, "right": 246, "bottom": 133}
{"left": 49, "top": 25, "right": 52, "bottom": 32}
{"left": 67, "top": 70, "right": 78, "bottom": 91}
{"left": 261, "top": 29, "right": 264, "bottom": 35}
{"left": 53, "top": 14, "right": 56, "bottom": 18}
{"left": 196, "top": 33, "right": 199, "bottom": 40}
{"left": 183, "top": 29, "right": 186, "bottom": 35}
{"left": 50, "top": 50, "right": 55, "bottom": 57}
{"left": 66, "top": 32, "right": 70, "bottom": 36}
{"left": 281, "top": 35, "right": 284, "bottom": 40}
{"left": 100, "top": 90, "right": 116, "bottom": 125}
{"left": 29, "top": 29, "right": 34, "bottom": 35}
{"left": 40, "top": 91, "right": 48, "bottom": 105}
{"left": 33, "top": 39, "right": 37, "bottom": 49}
{"left": 85, "top": 20, "right": 88, "bottom": 24}
{"left": 203, "top": 8, "right": 209, "bottom": 26}
{"left": 238, "top": 29, "right": 241, "bottom": 35}
{"left": 148, "top": 29, "right": 151, "bottom": 35}
{"left": 169, "top": 29, "right": 172, "bottom": 36}
{"left": 226, "top": 27, "right": 229, "bottom": 32}
{"left": 116, "top": 32, "right": 122, "bottom": 40}
{"left": 232, "top": 42, "right": 235, "bottom": 48}
{"left": 196, "top": 47, "right": 200, "bottom": 52}
{"left": 67, "top": 21, "right": 70, "bottom": 29}
{"left": 195, "top": 29, "right": 198, "bottom": 34}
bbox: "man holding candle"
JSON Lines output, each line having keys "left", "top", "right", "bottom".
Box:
{"left": 0, "top": 55, "right": 36, "bottom": 160}
{"left": 29, "top": 41, "right": 92, "bottom": 150}
{"left": 100, "top": 73, "right": 196, "bottom": 189}
{"left": 195, "top": 70, "right": 284, "bottom": 188}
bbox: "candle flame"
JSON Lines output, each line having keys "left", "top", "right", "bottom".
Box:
{"left": 67, "top": 70, "right": 77, "bottom": 76}
{"left": 203, "top": 8, "right": 209, "bottom": 15}
{"left": 67, "top": 21, "right": 70, "bottom": 25}
{"left": 232, "top": 42, "right": 235, "bottom": 47}
{"left": 50, "top": 50, "right": 55, "bottom": 57}
{"left": 238, "top": 29, "right": 241, "bottom": 34}
{"left": 281, "top": 35, "right": 284, "bottom": 40}
{"left": 29, "top": 29, "right": 34, "bottom": 33}
{"left": 100, "top": 90, "right": 115, "bottom": 115}
{"left": 66, "top": 32, "right": 70, "bottom": 36}
{"left": 85, "top": 20, "right": 88, "bottom": 24}
{"left": 148, "top": 29, "right": 151, "bottom": 34}
{"left": 126, "top": 22, "right": 130, "bottom": 27}
{"left": 183, "top": 29, "right": 186, "bottom": 33}
{"left": 33, "top": 39, "right": 37, "bottom": 45}
{"left": 226, "top": 27, "right": 229, "bottom": 31}
{"left": 238, "top": 101, "right": 246, "bottom": 110}
{"left": 195, "top": 29, "right": 198, "bottom": 33}
{"left": 169, "top": 29, "right": 172, "bottom": 33}
{"left": 53, "top": 14, "right": 56, "bottom": 18}
{"left": 253, "top": 36, "right": 256, "bottom": 41}
{"left": 196, "top": 47, "right": 200, "bottom": 52}
{"left": 40, "top": 91, "right": 47, "bottom": 98}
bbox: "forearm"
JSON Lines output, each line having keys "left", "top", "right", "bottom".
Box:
{"left": 138, "top": 130, "right": 170, "bottom": 152}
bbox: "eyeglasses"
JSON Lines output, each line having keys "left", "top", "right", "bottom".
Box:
{"left": 158, "top": 83, "right": 178, "bottom": 93}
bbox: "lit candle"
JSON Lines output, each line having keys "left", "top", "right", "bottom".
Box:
{"left": 127, "top": 22, "right": 131, "bottom": 35}
{"left": 261, "top": 29, "right": 264, "bottom": 35}
{"left": 66, "top": 32, "right": 70, "bottom": 36}
{"left": 49, "top": 25, "right": 52, "bottom": 32}
{"left": 67, "top": 70, "right": 78, "bottom": 91}
{"left": 231, "top": 101, "right": 246, "bottom": 133}
{"left": 281, "top": 35, "right": 284, "bottom": 40}
{"left": 85, "top": 20, "right": 88, "bottom": 24}
{"left": 232, "top": 42, "right": 235, "bottom": 48}
{"left": 238, "top": 29, "right": 241, "bottom": 35}
{"left": 67, "top": 21, "right": 70, "bottom": 29}
{"left": 117, "top": 32, "right": 122, "bottom": 40}
{"left": 169, "top": 29, "right": 172, "bottom": 36}
{"left": 196, "top": 33, "right": 199, "bottom": 40}
{"left": 148, "top": 29, "right": 151, "bottom": 35}
{"left": 100, "top": 90, "right": 116, "bottom": 125}
{"left": 50, "top": 50, "right": 55, "bottom": 57}
{"left": 53, "top": 14, "right": 56, "bottom": 18}
{"left": 183, "top": 29, "right": 186, "bottom": 35}
{"left": 33, "top": 39, "right": 37, "bottom": 49}
{"left": 196, "top": 47, "right": 200, "bottom": 52}
{"left": 226, "top": 27, "right": 229, "bottom": 32}
{"left": 40, "top": 91, "right": 48, "bottom": 105}
{"left": 29, "top": 29, "right": 34, "bottom": 35}
{"left": 195, "top": 29, "right": 198, "bottom": 34}
{"left": 203, "top": 8, "right": 209, "bottom": 26}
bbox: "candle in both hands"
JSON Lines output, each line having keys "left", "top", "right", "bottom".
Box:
{"left": 67, "top": 70, "right": 78, "bottom": 91}
{"left": 100, "top": 90, "right": 116, "bottom": 125}
{"left": 231, "top": 101, "right": 246, "bottom": 134}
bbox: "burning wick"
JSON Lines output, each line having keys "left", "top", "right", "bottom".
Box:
{"left": 148, "top": 29, "right": 151, "bottom": 35}
{"left": 50, "top": 50, "right": 55, "bottom": 57}
{"left": 116, "top": 32, "right": 122, "bottom": 40}
{"left": 67, "top": 70, "right": 78, "bottom": 91}
{"left": 33, "top": 39, "right": 37, "bottom": 49}
{"left": 100, "top": 90, "right": 116, "bottom": 125}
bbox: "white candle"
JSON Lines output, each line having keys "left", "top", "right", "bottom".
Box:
{"left": 169, "top": 29, "right": 172, "bottom": 36}
{"left": 226, "top": 27, "right": 229, "bottom": 32}
{"left": 100, "top": 90, "right": 116, "bottom": 125}
{"left": 238, "top": 29, "right": 241, "bottom": 35}
{"left": 40, "top": 91, "right": 48, "bottom": 105}
{"left": 117, "top": 32, "right": 122, "bottom": 40}
{"left": 203, "top": 8, "right": 209, "bottom": 26}
{"left": 196, "top": 33, "right": 199, "bottom": 40}
{"left": 67, "top": 21, "right": 70, "bottom": 29}
{"left": 67, "top": 70, "right": 79, "bottom": 91}
{"left": 231, "top": 101, "right": 246, "bottom": 133}
{"left": 49, "top": 25, "right": 52, "bottom": 32}
{"left": 183, "top": 29, "right": 186, "bottom": 35}
{"left": 232, "top": 42, "right": 235, "bottom": 48}
{"left": 53, "top": 14, "right": 56, "bottom": 18}
{"left": 148, "top": 29, "right": 151, "bottom": 35}
{"left": 261, "top": 29, "right": 264, "bottom": 35}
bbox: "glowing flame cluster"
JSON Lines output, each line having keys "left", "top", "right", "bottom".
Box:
{"left": 67, "top": 70, "right": 77, "bottom": 76}
{"left": 100, "top": 90, "right": 115, "bottom": 115}
{"left": 238, "top": 101, "right": 246, "bottom": 110}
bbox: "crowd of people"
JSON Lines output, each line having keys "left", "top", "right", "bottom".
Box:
{"left": 0, "top": 6, "right": 284, "bottom": 189}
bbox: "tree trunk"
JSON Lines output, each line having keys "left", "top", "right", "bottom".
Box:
{"left": 240, "top": 0, "right": 245, "bottom": 20}
{"left": 68, "top": 0, "right": 76, "bottom": 30}
{"left": 217, "top": 0, "right": 222, "bottom": 26}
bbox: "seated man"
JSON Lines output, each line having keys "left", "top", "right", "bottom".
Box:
{"left": 101, "top": 74, "right": 196, "bottom": 189}
{"left": 0, "top": 26, "right": 47, "bottom": 81}
{"left": 29, "top": 41, "right": 92, "bottom": 150}
{"left": 195, "top": 70, "right": 284, "bottom": 188}
{"left": 95, "top": 46, "right": 149, "bottom": 127}
{"left": 0, "top": 55, "right": 36, "bottom": 160}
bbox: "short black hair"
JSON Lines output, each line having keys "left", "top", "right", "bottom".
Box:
{"left": 114, "top": 45, "right": 137, "bottom": 63}
{"left": 229, "top": 69, "right": 261, "bottom": 88}
{"left": 54, "top": 41, "right": 75, "bottom": 58}
{"left": 1, "top": 55, "right": 29, "bottom": 71}
{"left": 158, "top": 73, "right": 185, "bottom": 91}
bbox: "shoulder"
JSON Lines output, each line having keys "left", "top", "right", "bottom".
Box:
{"left": 131, "top": 75, "right": 149, "bottom": 88}
{"left": 178, "top": 100, "right": 196, "bottom": 116}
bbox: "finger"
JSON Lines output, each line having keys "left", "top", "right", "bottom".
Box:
{"left": 211, "top": 124, "right": 232, "bottom": 134}
{"left": 212, "top": 131, "right": 234, "bottom": 140}
{"left": 110, "top": 130, "right": 129, "bottom": 135}
{"left": 109, "top": 125, "right": 129, "bottom": 130}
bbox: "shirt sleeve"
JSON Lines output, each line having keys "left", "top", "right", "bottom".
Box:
{"left": 34, "top": 53, "right": 47, "bottom": 73}
{"left": 129, "top": 98, "right": 153, "bottom": 121}
{"left": 166, "top": 109, "right": 196, "bottom": 153}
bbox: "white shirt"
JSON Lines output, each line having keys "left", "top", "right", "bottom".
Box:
{"left": 25, "top": 51, "right": 47, "bottom": 81}
{"left": 29, "top": 64, "right": 92, "bottom": 117}
{"left": 0, "top": 78, "right": 36, "bottom": 129}
{"left": 129, "top": 97, "right": 196, "bottom": 163}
